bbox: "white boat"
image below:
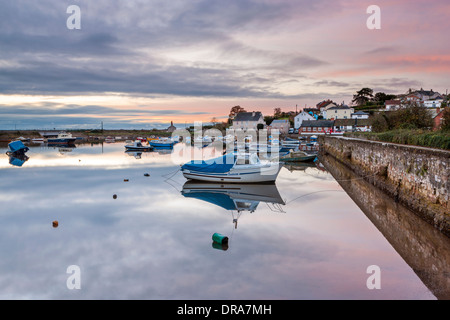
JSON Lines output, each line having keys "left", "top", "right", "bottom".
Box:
{"left": 181, "top": 152, "right": 281, "bottom": 183}
{"left": 193, "top": 135, "right": 213, "bottom": 147}
{"left": 125, "top": 140, "right": 153, "bottom": 151}
{"left": 105, "top": 136, "right": 115, "bottom": 143}
{"left": 32, "top": 138, "right": 45, "bottom": 143}
{"left": 47, "top": 132, "right": 77, "bottom": 144}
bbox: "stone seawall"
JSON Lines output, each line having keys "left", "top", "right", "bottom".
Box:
{"left": 319, "top": 136, "right": 450, "bottom": 237}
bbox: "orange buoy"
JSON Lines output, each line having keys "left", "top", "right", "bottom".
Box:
{"left": 52, "top": 221, "right": 59, "bottom": 228}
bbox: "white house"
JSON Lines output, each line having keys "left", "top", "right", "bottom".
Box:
{"left": 323, "top": 105, "right": 355, "bottom": 120}
{"left": 231, "top": 111, "right": 266, "bottom": 131}
{"left": 351, "top": 111, "right": 369, "bottom": 119}
{"left": 423, "top": 98, "right": 443, "bottom": 109}
{"left": 269, "top": 119, "right": 290, "bottom": 134}
{"left": 385, "top": 100, "right": 401, "bottom": 111}
{"left": 294, "top": 111, "right": 315, "bottom": 129}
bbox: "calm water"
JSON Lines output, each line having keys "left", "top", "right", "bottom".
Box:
{"left": 0, "top": 142, "right": 449, "bottom": 300}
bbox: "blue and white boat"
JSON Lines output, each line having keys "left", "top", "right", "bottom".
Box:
{"left": 181, "top": 152, "right": 281, "bottom": 183}
{"left": 125, "top": 140, "right": 153, "bottom": 152}
{"left": 6, "top": 140, "right": 29, "bottom": 155}
{"left": 47, "top": 132, "right": 77, "bottom": 144}
{"left": 181, "top": 181, "right": 285, "bottom": 213}
{"left": 148, "top": 137, "right": 175, "bottom": 148}
{"left": 6, "top": 140, "right": 30, "bottom": 167}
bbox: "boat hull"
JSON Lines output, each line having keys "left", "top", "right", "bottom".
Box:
{"left": 182, "top": 164, "right": 281, "bottom": 183}
{"left": 47, "top": 138, "right": 77, "bottom": 144}
{"left": 149, "top": 142, "right": 174, "bottom": 148}
{"left": 281, "top": 155, "right": 316, "bottom": 162}
{"left": 125, "top": 147, "right": 152, "bottom": 151}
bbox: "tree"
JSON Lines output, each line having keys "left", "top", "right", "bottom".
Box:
{"left": 273, "top": 108, "right": 282, "bottom": 118}
{"left": 228, "top": 106, "right": 246, "bottom": 124}
{"left": 371, "top": 113, "right": 389, "bottom": 132}
{"left": 373, "top": 92, "right": 397, "bottom": 105}
{"left": 352, "top": 88, "right": 374, "bottom": 106}
{"left": 441, "top": 107, "right": 450, "bottom": 131}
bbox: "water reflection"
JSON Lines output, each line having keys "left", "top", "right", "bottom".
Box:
{"left": 0, "top": 141, "right": 446, "bottom": 299}
{"left": 182, "top": 182, "right": 285, "bottom": 227}
{"left": 7, "top": 152, "right": 29, "bottom": 167}
{"left": 320, "top": 154, "right": 450, "bottom": 300}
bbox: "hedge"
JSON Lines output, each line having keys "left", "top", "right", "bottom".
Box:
{"left": 345, "top": 129, "right": 450, "bottom": 150}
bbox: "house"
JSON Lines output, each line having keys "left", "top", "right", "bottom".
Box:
{"left": 423, "top": 98, "right": 444, "bottom": 109}
{"left": 294, "top": 111, "right": 315, "bottom": 129}
{"left": 403, "top": 93, "right": 422, "bottom": 103}
{"left": 323, "top": 105, "right": 355, "bottom": 120}
{"left": 167, "top": 121, "right": 176, "bottom": 133}
{"left": 432, "top": 107, "right": 446, "bottom": 131}
{"left": 299, "top": 120, "right": 334, "bottom": 135}
{"left": 304, "top": 107, "right": 321, "bottom": 117}
{"left": 351, "top": 111, "right": 369, "bottom": 119}
{"left": 414, "top": 89, "right": 442, "bottom": 101}
{"left": 385, "top": 100, "right": 401, "bottom": 111}
{"left": 269, "top": 119, "right": 290, "bottom": 135}
{"left": 334, "top": 119, "right": 373, "bottom": 132}
{"left": 232, "top": 111, "right": 266, "bottom": 131}
{"left": 316, "top": 100, "right": 335, "bottom": 110}
{"left": 334, "top": 119, "right": 356, "bottom": 132}
{"left": 354, "top": 119, "right": 372, "bottom": 132}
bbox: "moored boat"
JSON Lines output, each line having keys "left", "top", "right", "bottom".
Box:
{"left": 149, "top": 137, "right": 175, "bottom": 148}
{"left": 181, "top": 152, "right": 281, "bottom": 183}
{"left": 125, "top": 140, "right": 153, "bottom": 151}
{"left": 47, "top": 132, "right": 77, "bottom": 144}
{"left": 6, "top": 140, "right": 29, "bottom": 155}
{"left": 32, "top": 138, "right": 45, "bottom": 143}
{"left": 280, "top": 150, "right": 317, "bottom": 162}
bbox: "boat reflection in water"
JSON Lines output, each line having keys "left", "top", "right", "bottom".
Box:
{"left": 181, "top": 181, "right": 285, "bottom": 227}
{"left": 125, "top": 151, "right": 144, "bottom": 159}
{"left": 182, "top": 181, "right": 285, "bottom": 250}
{"left": 7, "top": 152, "right": 29, "bottom": 167}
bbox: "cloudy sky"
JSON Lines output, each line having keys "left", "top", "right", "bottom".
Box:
{"left": 0, "top": 0, "right": 449, "bottom": 129}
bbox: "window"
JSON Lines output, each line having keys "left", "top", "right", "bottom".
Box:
{"left": 313, "top": 127, "right": 317, "bottom": 132}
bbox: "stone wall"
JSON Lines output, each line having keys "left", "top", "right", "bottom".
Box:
{"left": 319, "top": 136, "right": 450, "bottom": 237}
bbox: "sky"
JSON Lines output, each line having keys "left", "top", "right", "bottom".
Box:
{"left": 0, "top": 0, "right": 449, "bottom": 130}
